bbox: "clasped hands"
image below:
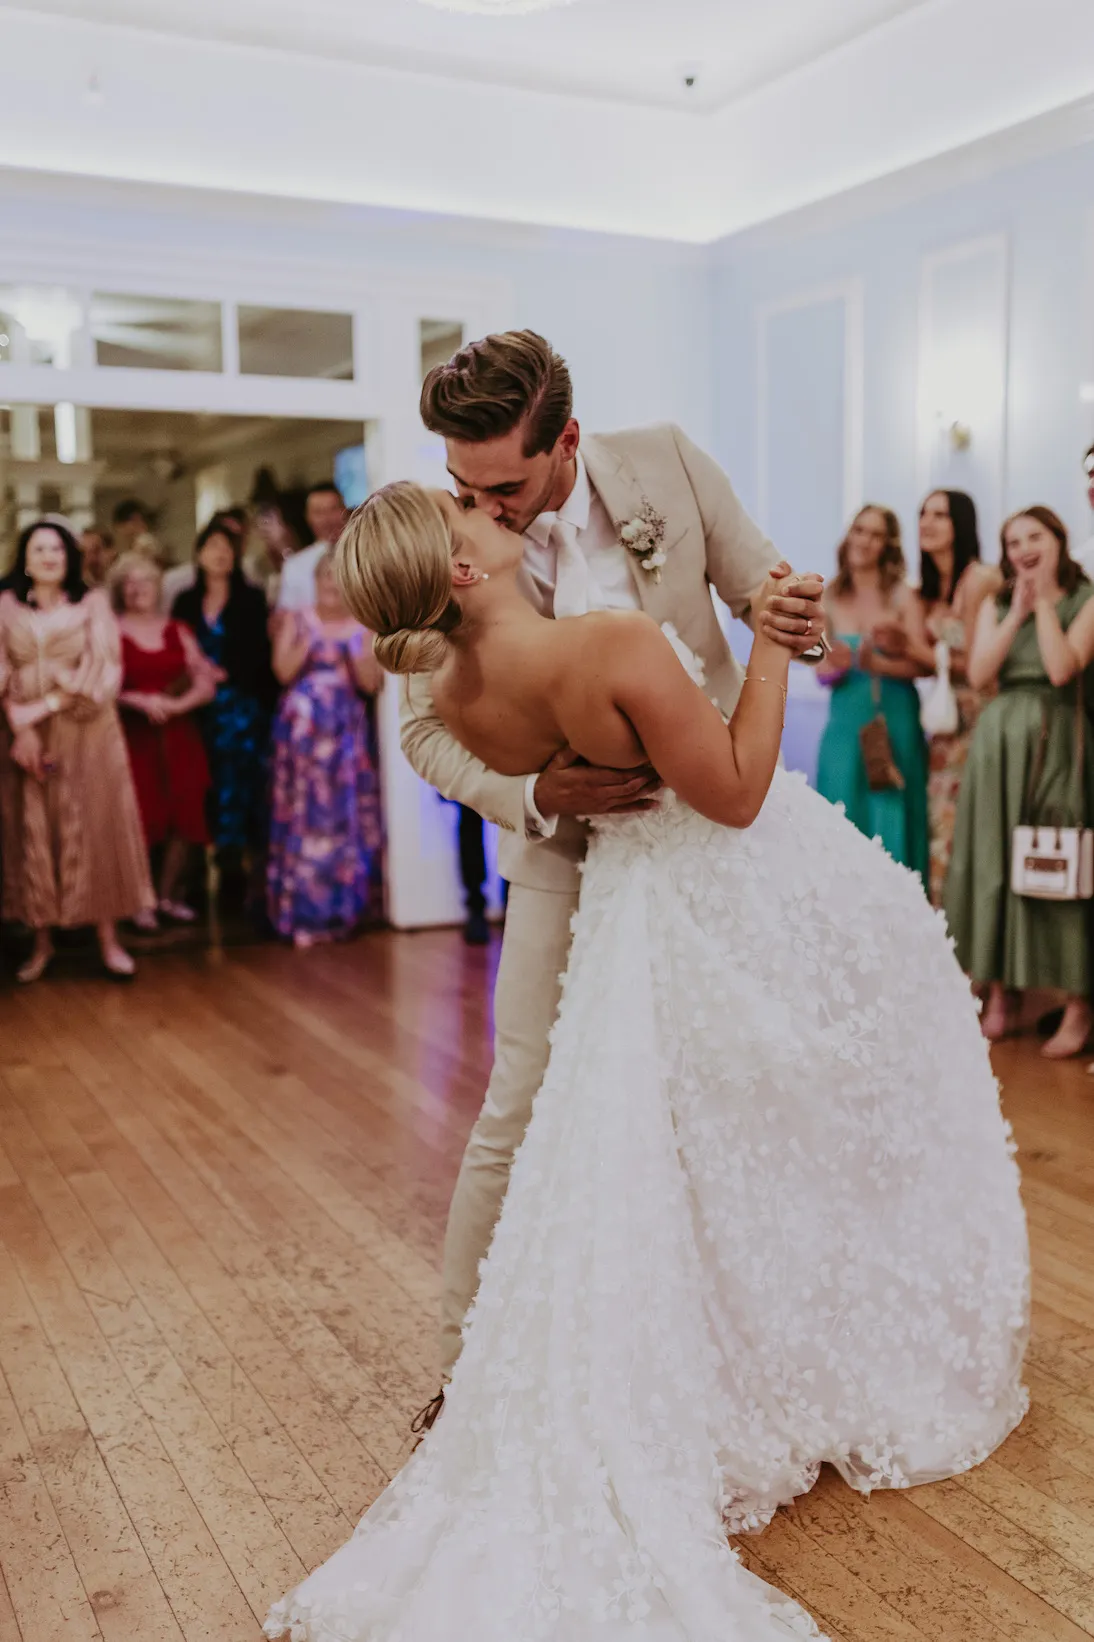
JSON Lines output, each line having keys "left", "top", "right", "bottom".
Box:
{"left": 534, "top": 561, "right": 825, "bottom": 822}
{"left": 1010, "top": 557, "right": 1058, "bottom": 622}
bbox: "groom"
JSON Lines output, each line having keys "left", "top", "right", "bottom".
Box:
{"left": 402, "top": 329, "right": 823, "bottom": 1387}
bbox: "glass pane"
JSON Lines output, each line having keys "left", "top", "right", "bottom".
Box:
{"left": 238, "top": 306, "right": 353, "bottom": 379}
{"left": 90, "top": 292, "right": 223, "bottom": 372}
{"left": 0, "top": 285, "right": 84, "bottom": 367}
{"left": 420, "top": 319, "right": 464, "bottom": 383}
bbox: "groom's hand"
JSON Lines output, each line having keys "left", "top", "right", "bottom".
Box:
{"left": 758, "top": 564, "right": 826, "bottom": 658}
{"left": 534, "top": 748, "right": 662, "bottom": 821}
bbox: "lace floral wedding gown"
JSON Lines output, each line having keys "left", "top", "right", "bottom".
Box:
{"left": 266, "top": 651, "right": 1029, "bottom": 1642}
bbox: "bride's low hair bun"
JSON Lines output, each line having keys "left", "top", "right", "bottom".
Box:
{"left": 335, "top": 480, "right": 461, "bottom": 675}
{"left": 373, "top": 624, "right": 451, "bottom": 676}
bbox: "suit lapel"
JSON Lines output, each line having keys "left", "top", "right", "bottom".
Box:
{"left": 581, "top": 434, "right": 682, "bottom": 617}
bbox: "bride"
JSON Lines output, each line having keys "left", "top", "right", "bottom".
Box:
{"left": 265, "top": 483, "right": 1029, "bottom": 1642}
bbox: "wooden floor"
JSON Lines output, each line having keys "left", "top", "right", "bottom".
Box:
{"left": 0, "top": 932, "right": 1092, "bottom": 1642}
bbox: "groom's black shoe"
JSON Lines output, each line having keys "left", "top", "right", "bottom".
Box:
{"left": 410, "top": 1389, "right": 445, "bottom": 1446}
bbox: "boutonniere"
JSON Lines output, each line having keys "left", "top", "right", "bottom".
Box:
{"left": 617, "top": 501, "right": 668, "bottom": 585}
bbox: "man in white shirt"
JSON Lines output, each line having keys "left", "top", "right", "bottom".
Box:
{"left": 401, "top": 330, "right": 824, "bottom": 1395}
{"left": 276, "top": 482, "right": 350, "bottom": 611}
{"left": 1076, "top": 443, "right": 1094, "bottom": 578}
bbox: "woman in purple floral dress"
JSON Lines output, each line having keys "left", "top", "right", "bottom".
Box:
{"left": 267, "top": 550, "right": 384, "bottom": 946}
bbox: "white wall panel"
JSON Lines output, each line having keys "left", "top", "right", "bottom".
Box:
{"left": 916, "top": 235, "right": 1009, "bottom": 556}
{"left": 757, "top": 281, "right": 864, "bottom": 582}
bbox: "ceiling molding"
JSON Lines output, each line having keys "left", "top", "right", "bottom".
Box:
{"left": 714, "top": 93, "right": 1094, "bottom": 256}
{"left": 0, "top": 0, "right": 1092, "bottom": 243}
{"left": 0, "top": 0, "right": 936, "bottom": 116}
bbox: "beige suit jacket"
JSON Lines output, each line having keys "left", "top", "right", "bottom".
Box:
{"left": 399, "top": 423, "right": 778, "bottom": 892}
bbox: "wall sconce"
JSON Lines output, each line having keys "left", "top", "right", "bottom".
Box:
{"left": 932, "top": 408, "right": 972, "bottom": 452}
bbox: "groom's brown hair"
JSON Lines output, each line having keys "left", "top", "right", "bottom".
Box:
{"left": 420, "top": 329, "right": 573, "bottom": 457}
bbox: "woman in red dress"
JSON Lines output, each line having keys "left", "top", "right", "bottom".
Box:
{"left": 111, "top": 552, "right": 215, "bottom": 927}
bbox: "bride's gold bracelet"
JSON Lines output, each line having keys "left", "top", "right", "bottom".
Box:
{"left": 743, "top": 675, "right": 788, "bottom": 705}
{"left": 742, "top": 674, "right": 788, "bottom": 725}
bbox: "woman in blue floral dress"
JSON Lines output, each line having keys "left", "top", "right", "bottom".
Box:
{"left": 267, "top": 550, "right": 384, "bottom": 945}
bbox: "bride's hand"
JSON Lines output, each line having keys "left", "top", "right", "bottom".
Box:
{"left": 754, "top": 563, "right": 825, "bottom": 655}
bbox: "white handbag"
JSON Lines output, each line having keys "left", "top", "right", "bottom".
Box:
{"left": 1011, "top": 690, "right": 1094, "bottom": 902}
{"left": 1011, "top": 826, "right": 1094, "bottom": 900}
{"left": 920, "top": 641, "right": 960, "bottom": 738}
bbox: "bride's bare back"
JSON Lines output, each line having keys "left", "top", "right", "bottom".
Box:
{"left": 431, "top": 610, "right": 651, "bottom": 780}
{"left": 431, "top": 607, "right": 789, "bottom": 830}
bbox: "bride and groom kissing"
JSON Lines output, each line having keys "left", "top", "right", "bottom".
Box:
{"left": 265, "top": 330, "right": 1029, "bottom": 1641}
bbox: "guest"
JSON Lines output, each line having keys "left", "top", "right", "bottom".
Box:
{"left": 276, "top": 482, "right": 350, "bottom": 612}
{"left": 1074, "top": 443, "right": 1094, "bottom": 577}
{"left": 816, "top": 505, "right": 932, "bottom": 880}
{"left": 79, "top": 526, "right": 116, "bottom": 588}
{"left": 171, "top": 520, "right": 276, "bottom": 879}
{"left": 945, "top": 506, "right": 1094, "bottom": 1058}
{"left": 458, "top": 805, "right": 490, "bottom": 944}
{"left": 0, "top": 520, "right": 153, "bottom": 981}
{"left": 112, "top": 553, "right": 214, "bottom": 928}
{"left": 162, "top": 508, "right": 254, "bottom": 611}
{"left": 914, "top": 491, "right": 1002, "bottom": 904}
{"left": 267, "top": 550, "right": 383, "bottom": 946}
{"left": 251, "top": 500, "right": 301, "bottom": 607}
{"left": 112, "top": 498, "right": 154, "bottom": 553}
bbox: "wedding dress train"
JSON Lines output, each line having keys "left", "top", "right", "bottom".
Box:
{"left": 266, "top": 747, "right": 1029, "bottom": 1641}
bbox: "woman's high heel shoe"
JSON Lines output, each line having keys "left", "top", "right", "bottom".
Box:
{"left": 16, "top": 946, "right": 54, "bottom": 984}
{"left": 100, "top": 947, "right": 137, "bottom": 981}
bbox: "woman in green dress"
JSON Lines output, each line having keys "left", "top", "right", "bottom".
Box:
{"left": 945, "top": 505, "right": 1094, "bottom": 1059}
{"left": 817, "top": 504, "right": 932, "bottom": 882}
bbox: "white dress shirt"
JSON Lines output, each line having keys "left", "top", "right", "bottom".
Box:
{"left": 520, "top": 452, "right": 639, "bottom": 837}
{"left": 521, "top": 453, "right": 638, "bottom": 619}
{"left": 277, "top": 540, "right": 330, "bottom": 611}
{"left": 160, "top": 560, "right": 196, "bottom": 613}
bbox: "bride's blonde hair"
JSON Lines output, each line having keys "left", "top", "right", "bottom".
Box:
{"left": 336, "top": 481, "right": 462, "bottom": 675}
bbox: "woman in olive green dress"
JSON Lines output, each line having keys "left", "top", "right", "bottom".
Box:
{"left": 945, "top": 506, "right": 1094, "bottom": 1059}
{"left": 817, "top": 505, "right": 932, "bottom": 882}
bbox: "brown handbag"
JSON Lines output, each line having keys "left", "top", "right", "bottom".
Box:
{"left": 859, "top": 677, "right": 905, "bottom": 793}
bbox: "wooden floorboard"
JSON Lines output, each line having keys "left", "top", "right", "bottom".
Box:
{"left": 0, "top": 932, "right": 1091, "bottom": 1640}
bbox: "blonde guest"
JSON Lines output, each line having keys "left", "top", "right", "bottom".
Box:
{"left": 0, "top": 520, "right": 153, "bottom": 981}
{"left": 111, "top": 553, "right": 215, "bottom": 929}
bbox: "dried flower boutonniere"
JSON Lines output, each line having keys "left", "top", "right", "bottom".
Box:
{"left": 618, "top": 501, "right": 668, "bottom": 585}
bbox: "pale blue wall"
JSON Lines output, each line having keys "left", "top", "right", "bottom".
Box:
{"left": 710, "top": 136, "right": 1094, "bottom": 776}
{"left": 713, "top": 138, "right": 1094, "bottom": 559}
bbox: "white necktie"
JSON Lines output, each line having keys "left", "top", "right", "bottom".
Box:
{"left": 551, "top": 516, "right": 598, "bottom": 619}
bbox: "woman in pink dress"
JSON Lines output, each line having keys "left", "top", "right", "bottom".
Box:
{"left": 0, "top": 520, "right": 153, "bottom": 981}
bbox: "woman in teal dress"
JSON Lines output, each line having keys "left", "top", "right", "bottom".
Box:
{"left": 817, "top": 504, "right": 932, "bottom": 881}
{"left": 945, "top": 505, "right": 1094, "bottom": 1059}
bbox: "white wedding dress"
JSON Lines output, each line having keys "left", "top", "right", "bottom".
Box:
{"left": 266, "top": 646, "right": 1029, "bottom": 1642}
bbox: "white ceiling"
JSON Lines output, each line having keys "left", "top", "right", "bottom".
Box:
{"left": 2, "top": 0, "right": 1094, "bottom": 240}
{"left": 12, "top": 0, "right": 932, "bottom": 111}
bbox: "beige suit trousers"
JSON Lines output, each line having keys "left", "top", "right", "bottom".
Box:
{"left": 440, "top": 881, "right": 581, "bottom": 1377}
